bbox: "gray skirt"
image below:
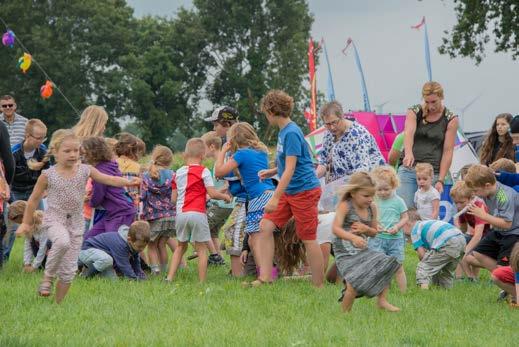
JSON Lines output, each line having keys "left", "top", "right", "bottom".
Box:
{"left": 149, "top": 216, "right": 176, "bottom": 241}
{"left": 336, "top": 249, "right": 399, "bottom": 298}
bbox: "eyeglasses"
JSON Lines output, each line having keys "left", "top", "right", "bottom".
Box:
{"left": 30, "top": 134, "right": 47, "bottom": 142}
{"left": 1, "top": 104, "right": 14, "bottom": 109}
{"left": 324, "top": 118, "right": 342, "bottom": 128}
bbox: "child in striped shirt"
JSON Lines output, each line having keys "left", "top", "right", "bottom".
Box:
{"left": 407, "top": 209, "right": 466, "bottom": 289}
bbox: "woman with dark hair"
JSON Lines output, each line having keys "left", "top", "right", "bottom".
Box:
{"left": 479, "top": 113, "right": 516, "bottom": 166}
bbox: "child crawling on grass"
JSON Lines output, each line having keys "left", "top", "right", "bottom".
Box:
{"left": 332, "top": 172, "right": 400, "bottom": 313}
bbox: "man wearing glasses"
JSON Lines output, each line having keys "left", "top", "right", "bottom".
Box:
{"left": 0, "top": 95, "right": 28, "bottom": 146}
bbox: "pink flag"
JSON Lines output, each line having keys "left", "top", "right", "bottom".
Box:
{"left": 411, "top": 16, "right": 425, "bottom": 30}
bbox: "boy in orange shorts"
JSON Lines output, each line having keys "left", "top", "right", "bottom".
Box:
{"left": 258, "top": 90, "right": 323, "bottom": 287}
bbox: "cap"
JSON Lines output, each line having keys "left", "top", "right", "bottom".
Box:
{"left": 204, "top": 106, "right": 239, "bottom": 123}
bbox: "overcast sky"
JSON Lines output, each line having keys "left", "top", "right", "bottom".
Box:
{"left": 127, "top": 0, "right": 518, "bottom": 132}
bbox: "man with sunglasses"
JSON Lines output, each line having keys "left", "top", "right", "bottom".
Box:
{"left": 0, "top": 95, "right": 28, "bottom": 146}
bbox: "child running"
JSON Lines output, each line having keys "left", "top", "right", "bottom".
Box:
{"left": 414, "top": 163, "right": 440, "bottom": 220}
{"left": 369, "top": 166, "right": 409, "bottom": 293}
{"left": 332, "top": 172, "right": 400, "bottom": 312}
{"left": 258, "top": 90, "right": 324, "bottom": 287}
{"left": 16, "top": 129, "right": 140, "bottom": 303}
{"left": 141, "top": 145, "right": 177, "bottom": 275}
{"left": 166, "top": 138, "right": 231, "bottom": 283}
{"left": 214, "top": 122, "right": 275, "bottom": 282}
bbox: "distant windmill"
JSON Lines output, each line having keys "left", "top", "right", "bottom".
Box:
{"left": 375, "top": 100, "right": 390, "bottom": 114}
{"left": 455, "top": 93, "right": 483, "bottom": 131}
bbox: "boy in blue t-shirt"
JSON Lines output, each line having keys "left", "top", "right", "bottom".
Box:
{"left": 258, "top": 90, "right": 323, "bottom": 287}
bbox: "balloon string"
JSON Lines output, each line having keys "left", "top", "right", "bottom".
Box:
{"left": 0, "top": 16, "right": 80, "bottom": 116}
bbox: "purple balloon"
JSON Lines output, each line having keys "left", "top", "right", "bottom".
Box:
{"left": 2, "top": 30, "right": 15, "bottom": 48}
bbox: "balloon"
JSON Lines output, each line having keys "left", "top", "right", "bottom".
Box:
{"left": 40, "top": 80, "right": 53, "bottom": 99}
{"left": 2, "top": 30, "right": 15, "bottom": 48}
{"left": 17, "top": 53, "right": 32, "bottom": 73}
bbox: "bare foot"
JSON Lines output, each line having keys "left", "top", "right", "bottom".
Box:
{"left": 420, "top": 283, "right": 429, "bottom": 290}
{"left": 377, "top": 300, "right": 400, "bottom": 312}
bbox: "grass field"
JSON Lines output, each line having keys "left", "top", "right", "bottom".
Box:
{"left": 1, "top": 239, "right": 517, "bottom": 347}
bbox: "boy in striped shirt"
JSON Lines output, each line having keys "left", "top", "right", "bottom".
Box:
{"left": 165, "top": 138, "right": 231, "bottom": 283}
{"left": 407, "top": 209, "right": 466, "bottom": 289}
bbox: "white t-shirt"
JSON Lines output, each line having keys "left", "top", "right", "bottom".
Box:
{"left": 24, "top": 149, "right": 35, "bottom": 160}
{"left": 414, "top": 186, "right": 441, "bottom": 220}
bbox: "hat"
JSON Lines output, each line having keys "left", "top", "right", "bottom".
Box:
{"left": 204, "top": 106, "right": 239, "bottom": 123}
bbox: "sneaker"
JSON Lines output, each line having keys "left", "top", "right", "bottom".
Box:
{"left": 497, "top": 290, "right": 508, "bottom": 301}
{"left": 208, "top": 254, "right": 226, "bottom": 266}
{"left": 187, "top": 253, "right": 198, "bottom": 261}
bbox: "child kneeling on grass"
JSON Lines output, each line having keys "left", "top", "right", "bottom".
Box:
{"left": 491, "top": 242, "right": 519, "bottom": 307}
{"left": 407, "top": 209, "right": 466, "bottom": 289}
{"left": 79, "top": 221, "right": 150, "bottom": 280}
{"left": 332, "top": 172, "right": 400, "bottom": 313}
{"left": 464, "top": 165, "right": 519, "bottom": 273}
{"left": 10, "top": 200, "right": 49, "bottom": 273}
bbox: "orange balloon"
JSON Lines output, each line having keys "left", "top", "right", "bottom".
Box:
{"left": 40, "top": 80, "right": 53, "bottom": 99}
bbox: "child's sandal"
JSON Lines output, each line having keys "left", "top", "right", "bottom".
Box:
{"left": 38, "top": 277, "right": 53, "bottom": 297}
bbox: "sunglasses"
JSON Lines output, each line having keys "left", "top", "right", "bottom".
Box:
{"left": 1, "top": 104, "right": 14, "bottom": 108}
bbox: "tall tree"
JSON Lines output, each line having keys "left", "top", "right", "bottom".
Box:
{"left": 0, "top": 0, "right": 135, "bottom": 133}
{"left": 439, "top": 0, "right": 519, "bottom": 64}
{"left": 125, "top": 10, "right": 212, "bottom": 147}
{"left": 193, "top": 0, "right": 314, "bottom": 139}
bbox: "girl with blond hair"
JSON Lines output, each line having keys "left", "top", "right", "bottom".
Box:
{"left": 214, "top": 122, "right": 275, "bottom": 284}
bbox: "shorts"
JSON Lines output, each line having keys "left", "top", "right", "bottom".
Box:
{"left": 316, "top": 212, "right": 335, "bottom": 245}
{"left": 207, "top": 205, "right": 233, "bottom": 238}
{"left": 473, "top": 230, "right": 519, "bottom": 266}
{"left": 263, "top": 187, "right": 321, "bottom": 241}
{"left": 492, "top": 266, "right": 515, "bottom": 285}
{"left": 175, "top": 212, "right": 210, "bottom": 243}
{"left": 415, "top": 236, "right": 466, "bottom": 288}
{"left": 149, "top": 216, "right": 176, "bottom": 241}
{"left": 222, "top": 201, "right": 247, "bottom": 256}
{"left": 368, "top": 237, "right": 405, "bottom": 264}
{"left": 245, "top": 191, "right": 273, "bottom": 234}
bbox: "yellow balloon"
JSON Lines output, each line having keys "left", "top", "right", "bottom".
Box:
{"left": 18, "top": 53, "right": 32, "bottom": 73}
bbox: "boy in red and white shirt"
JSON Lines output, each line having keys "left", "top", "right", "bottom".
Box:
{"left": 166, "top": 138, "right": 230, "bottom": 282}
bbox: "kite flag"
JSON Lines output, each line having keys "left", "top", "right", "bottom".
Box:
{"left": 412, "top": 16, "right": 432, "bottom": 81}
{"left": 323, "top": 40, "right": 336, "bottom": 102}
{"left": 342, "top": 38, "right": 371, "bottom": 112}
{"left": 307, "top": 38, "right": 319, "bottom": 132}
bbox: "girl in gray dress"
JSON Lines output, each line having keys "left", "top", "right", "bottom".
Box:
{"left": 332, "top": 172, "right": 400, "bottom": 312}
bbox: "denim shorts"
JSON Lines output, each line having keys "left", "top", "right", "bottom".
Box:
{"left": 368, "top": 237, "right": 405, "bottom": 264}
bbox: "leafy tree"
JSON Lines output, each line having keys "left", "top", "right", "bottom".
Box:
{"left": 439, "top": 0, "right": 519, "bottom": 63}
{"left": 193, "top": 0, "right": 314, "bottom": 140}
{"left": 125, "top": 10, "right": 211, "bottom": 147}
{"left": 0, "top": 0, "right": 135, "bottom": 133}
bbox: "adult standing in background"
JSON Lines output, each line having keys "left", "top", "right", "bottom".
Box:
{"left": 397, "top": 81, "right": 459, "bottom": 208}
{"left": 0, "top": 120, "right": 15, "bottom": 268}
{"left": 315, "top": 101, "right": 385, "bottom": 183}
{"left": 72, "top": 105, "right": 109, "bottom": 140}
{"left": 0, "top": 95, "right": 28, "bottom": 146}
{"left": 478, "top": 113, "right": 516, "bottom": 166}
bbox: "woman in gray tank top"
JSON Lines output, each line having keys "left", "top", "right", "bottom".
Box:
{"left": 397, "top": 82, "right": 459, "bottom": 208}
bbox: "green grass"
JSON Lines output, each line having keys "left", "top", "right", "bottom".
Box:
{"left": 1, "top": 241, "right": 516, "bottom": 347}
